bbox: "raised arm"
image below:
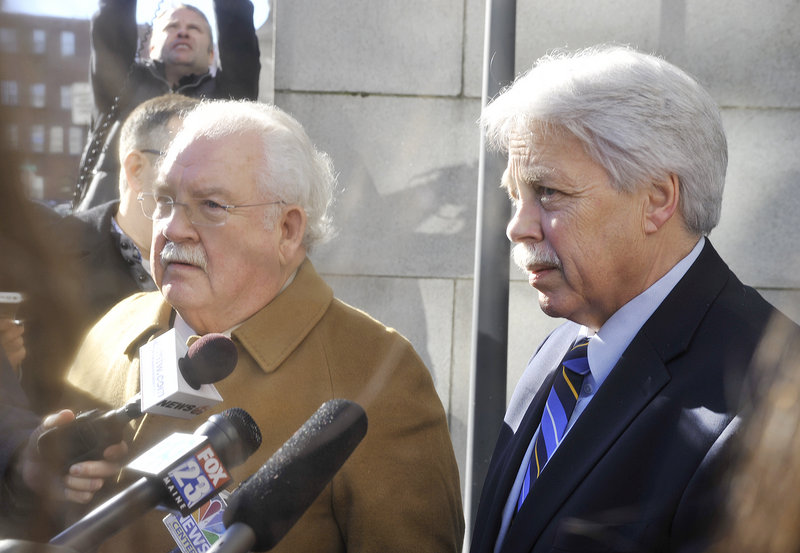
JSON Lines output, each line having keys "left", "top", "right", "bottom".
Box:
{"left": 214, "top": 0, "right": 261, "bottom": 100}
{"left": 90, "top": 0, "right": 140, "bottom": 113}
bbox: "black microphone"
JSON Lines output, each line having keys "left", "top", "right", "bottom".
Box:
{"left": 208, "top": 399, "right": 368, "bottom": 553}
{"left": 38, "top": 334, "right": 238, "bottom": 472}
{"left": 49, "top": 408, "right": 262, "bottom": 553}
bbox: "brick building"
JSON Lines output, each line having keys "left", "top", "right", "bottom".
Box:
{"left": 0, "top": 12, "right": 90, "bottom": 206}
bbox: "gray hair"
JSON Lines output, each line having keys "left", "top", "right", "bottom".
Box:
{"left": 167, "top": 99, "right": 337, "bottom": 250}
{"left": 480, "top": 45, "right": 727, "bottom": 236}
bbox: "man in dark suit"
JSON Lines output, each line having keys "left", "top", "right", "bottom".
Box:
{"left": 470, "top": 45, "right": 799, "bottom": 553}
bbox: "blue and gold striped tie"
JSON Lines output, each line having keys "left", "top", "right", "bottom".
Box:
{"left": 516, "top": 336, "right": 591, "bottom": 511}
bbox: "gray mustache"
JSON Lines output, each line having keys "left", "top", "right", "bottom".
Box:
{"left": 511, "top": 243, "right": 561, "bottom": 270}
{"left": 160, "top": 242, "right": 208, "bottom": 272}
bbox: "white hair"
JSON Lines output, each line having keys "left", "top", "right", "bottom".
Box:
{"left": 166, "top": 99, "right": 337, "bottom": 250}
{"left": 481, "top": 44, "right": 727, "bottom": 236}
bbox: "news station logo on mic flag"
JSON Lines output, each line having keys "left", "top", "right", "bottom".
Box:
{"left": 164, "top": 492, "right": 230, "bottom": 553}
{"left": 164, "top": 444, "right": 231, "bottom": 515}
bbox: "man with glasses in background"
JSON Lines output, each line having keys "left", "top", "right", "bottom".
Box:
{"left": 63, "top": 99, "right": 465, "bottom": 553}
{"left": 63, "top": 95, "right": 200, "bottom": 332}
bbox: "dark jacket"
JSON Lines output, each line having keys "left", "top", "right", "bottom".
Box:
{"left": 470, "top": 241, "right": 798, "bottom": 553}
{"left": 59, "top": 200, "right": 156, "bottom": 323}
{"left": 74, "top": 0, "right": 260, "bottom": 210}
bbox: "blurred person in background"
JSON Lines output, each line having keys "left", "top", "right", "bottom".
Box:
{"left": 0, "top": 129, "right": 127, "bottom": 542}
{"left": 708, "top": 315, "right": 800, "bottom": 553}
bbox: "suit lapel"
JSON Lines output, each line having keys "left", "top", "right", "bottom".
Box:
{"left": 503, "top": 338, "right": 671, "bottom": 551}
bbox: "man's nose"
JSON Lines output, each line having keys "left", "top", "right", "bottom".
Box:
{"left": 159, "top": 202, "right": 198, "bottom": 242}
{"left": 506, "top": 200, "right": 543, "bottom": 244}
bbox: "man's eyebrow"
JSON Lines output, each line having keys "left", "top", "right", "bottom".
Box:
{"left": 511, "top": 164, "right": 555, "bottom": 187}
{"left": 189, "top": 186, "right": 230, "bottom": 198}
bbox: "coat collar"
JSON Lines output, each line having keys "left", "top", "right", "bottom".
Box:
{"left": 120, "top": 292, "right": 175, "bottom": 357}
{"left": 232, "top": 259, "right": 333, "bottom": 374}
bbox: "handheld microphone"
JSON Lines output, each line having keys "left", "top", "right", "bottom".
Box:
{"left": 37, "top": 394, "right": 142, "bottom": 472}
{"left": 140, "top": 330, "right": 237, "bottom": 418}
{"left": 38, "top": 334, "right": 237, "bottom": 472}
{"left": 208, "top": 399, "right": 368, "bottom": 553}
{"left": 49, "top": 408, "right": 262, "bottom": 553}
{"left": 179, "top": 334, "right": 238, "bottom": 389}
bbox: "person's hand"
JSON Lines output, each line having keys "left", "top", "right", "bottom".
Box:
{"left": 0, "top": 318, "right": 25, "bottom": 370}
{"left": 20, "top": 410, "right": 129, "bottom": 504}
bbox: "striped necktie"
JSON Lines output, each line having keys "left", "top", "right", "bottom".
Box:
{"left": 516, "top": 336, "right": 591, "bottom": 511}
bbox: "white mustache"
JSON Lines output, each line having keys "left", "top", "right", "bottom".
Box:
{"left": 511, "top": 243, "right": 561, "bottom": 272}
{"left": 160, "top": 242, "right": 208, "bottom": 272}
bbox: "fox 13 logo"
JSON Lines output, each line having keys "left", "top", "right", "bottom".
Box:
{"left": 165, "top": 445, "right": 231, "bottom": 515}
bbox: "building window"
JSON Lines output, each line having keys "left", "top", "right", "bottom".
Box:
{"left": 32, "top": 29, "right": 46, "bottom": 54}
{"left": 6, "top": 125, "right": 19, "bottom": 150}
{"left": 60, "top": 85, "right": 72, "bottom": 110}
{"left": 31, "top": 125, "right": 45, "bottom": 153}
{"left": 68, "top": 127, "right": 84, "bottom": 155}
{"left": 30, "top": 83, "right": 46, "bottom": 108}
{"left": 1, "top": 81, "right": 18, "bottom": 106}
{"left": 0, "top": 28, "right": 17, "bottom": 53}
{"left": 50, "top": 127, "right": 64, "bottom": 153}
{"left": 60, "top": 31, "right": 75, "bottom": 56}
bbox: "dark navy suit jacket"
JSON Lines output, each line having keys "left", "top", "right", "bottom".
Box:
{"left": 470, "top": 241, "right": 795, "bottom": 553}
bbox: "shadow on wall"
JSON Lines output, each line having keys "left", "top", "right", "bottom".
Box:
{"left": 314, "top": 160, "right": 479, "bottom": 279}
{"left": 314, "top": 159, "right": 480, "bottom": 389}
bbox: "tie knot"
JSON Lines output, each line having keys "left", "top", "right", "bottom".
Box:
{"left": 562, "top": 337, "right": 590, "bottom": 376}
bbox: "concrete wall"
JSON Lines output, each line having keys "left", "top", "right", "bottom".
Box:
{"left": 268, "top": 0, "right": 800, "bottom": 504}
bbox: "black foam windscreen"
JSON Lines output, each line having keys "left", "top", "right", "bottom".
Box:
{"left": 223, "top": 399, "right": 368, "bottom": 551}
{"left": 198, "top": 407, "right": 263, "bottom": 468}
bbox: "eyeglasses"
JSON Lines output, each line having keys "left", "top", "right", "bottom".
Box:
{"left": 139, "top": 149, "right": 164, "bottom": 156}
{"left": 137, "top": 192, "right": 285, "bottom": 227}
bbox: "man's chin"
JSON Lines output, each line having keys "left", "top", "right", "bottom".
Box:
{"left": 536, "top": 291, "right": 568, "bottom": 320}
{"left": 160, "top": 279, "right": 199, "bottom": 305}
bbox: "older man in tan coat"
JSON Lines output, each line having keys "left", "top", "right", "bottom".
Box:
{"left": 64, "top": 99, "right": 464, "bottom": 553}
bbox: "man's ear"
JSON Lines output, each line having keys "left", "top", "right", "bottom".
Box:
{"left": 277, "top": 206, "right": 307, "bottom": 265}
{"left": 644, "top": 174, "right": 680, "bottom": 234}
{"left": 122, "top": 150, "right": 147, "bottom": 194}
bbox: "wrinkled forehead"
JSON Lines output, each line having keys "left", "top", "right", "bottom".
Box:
{"left": 501, "top": 125, "right": 572, "bottom": 189}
